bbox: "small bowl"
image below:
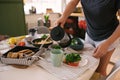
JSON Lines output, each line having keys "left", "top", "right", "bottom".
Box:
{"left": 32, "top": 38, "right": 53, "bottom": 48}
{"left": 69, "top": 44, "right": 84, "bottom": 50}
{"left": 25, "top": 36, "right": 33, "bottom": 44}
{"left": 69, "top": 38, "right": 84, "bottom": 50}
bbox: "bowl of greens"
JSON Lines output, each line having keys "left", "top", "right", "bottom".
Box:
{"left": 69, "top": 38, "right": 84, "bottom": 50}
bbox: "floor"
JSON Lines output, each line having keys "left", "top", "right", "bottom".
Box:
{"left": 90, "top": 63, "right": 114, "bottom": 80}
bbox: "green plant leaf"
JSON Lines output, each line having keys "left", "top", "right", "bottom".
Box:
{"left": 52, "top": 45, "right": 61, "bottom": 49}
{"left": 41, "top": 34, "right": 48, "bottom": 39}
{"left": 65, "top": 53, "right": 81, "bottom": 63}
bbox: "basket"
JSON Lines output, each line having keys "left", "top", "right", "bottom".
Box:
{"left": 0, "top": 46, "right": 45, "bottom": 66}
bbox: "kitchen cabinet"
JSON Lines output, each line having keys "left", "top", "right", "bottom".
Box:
{"left": 70, "top": 13, "right": 84, "bottom": 17}
{"left": 0, "top": 0, "right": 27, "bottom": 37}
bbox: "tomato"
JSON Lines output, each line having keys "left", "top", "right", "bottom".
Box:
{"left": 78, "top": 20, "right": 87, "bottom": 30}
{"left": 18, "top": 42, "right": 25, "bottom": 46}
{"left": 67, "top": 62, "right": 79, "bottom": 67}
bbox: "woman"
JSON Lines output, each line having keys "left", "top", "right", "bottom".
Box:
{"left": 55, "top": 0, "right": 120, "bottom": 76}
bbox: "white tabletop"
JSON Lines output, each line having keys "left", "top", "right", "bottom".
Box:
{"left": 0, "top": 39, "right": 99, "bottom": 80}
{"left": 0, "top": 64, "right": 98, "bottom": 80}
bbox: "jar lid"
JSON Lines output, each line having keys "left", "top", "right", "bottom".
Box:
{"left": 50, "top": 26, "right": 65, "bottom": 41}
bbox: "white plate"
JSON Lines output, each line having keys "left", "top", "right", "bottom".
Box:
{"left": 80, "top": 58, "right": 88, "bottom": 67}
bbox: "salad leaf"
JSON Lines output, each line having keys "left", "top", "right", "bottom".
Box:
{"left": 70, "top": 38, "right": 78, "bottom": 45}
{"left": 41, "top": 34, "right": 48, "bottom": 39}
{"left": 52, "top": 45, "right": 61, "bottom": 49}
{"left": 65, "top": 53, "right": 81, "bottom": 63}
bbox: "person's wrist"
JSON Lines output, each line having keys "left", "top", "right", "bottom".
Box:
{"left": 61, "top": 15, "right": 68, "bottom": 20}
{"left": 105, "top": 39, "right": 112, "bottom": 48}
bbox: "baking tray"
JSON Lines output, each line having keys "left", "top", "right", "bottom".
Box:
{"left": 0, "top": 46, "right": 44, "bottom": 66}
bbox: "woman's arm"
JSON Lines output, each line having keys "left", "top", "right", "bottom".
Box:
{"left": 61, "top": 0, "right": 80, "bottom": 20}
{"left": 55, "top": 0, "right": 80, "bottom": 27}
{"left": 118, "top": 9, "right": 120, "bottom": 16}
{"left": 93, "top": 9, "right": 120, "bottom": 58}
{"left": 105, "top": 9, "right": 120, "bottom": 46}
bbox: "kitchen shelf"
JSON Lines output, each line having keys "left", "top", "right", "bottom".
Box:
{"left": 70, "top": 13, "right": 84, "bottom": 17}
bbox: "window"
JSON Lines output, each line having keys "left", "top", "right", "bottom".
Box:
{"left": 24, "top": 0, "right": 62, "bottom": 14}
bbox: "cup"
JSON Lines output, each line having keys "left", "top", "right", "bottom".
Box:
{"left": 50, "top": 49, "right": 63, "bottom": 67}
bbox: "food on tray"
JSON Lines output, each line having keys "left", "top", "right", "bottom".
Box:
{"left": 0, "top": 46, "right": 39, "bottom": 66}
{"left": 7, "top": 52, "right": 18, "bottom": 58}
{"left": 7, "top": 49, "right": 35, "bottom": 59}
{"left": 64, "top": 53, "right": 81, "bottom": 67}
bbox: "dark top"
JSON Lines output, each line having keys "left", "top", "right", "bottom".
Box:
{"left": 81, "top": 0, "right": 120, "bottom": 41}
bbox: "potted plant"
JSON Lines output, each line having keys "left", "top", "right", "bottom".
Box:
{"left": 44, "top": 14, "right": 51, "bottom": 27}
{"left": 64, "top": 53, "right": 81, "bottom": 66}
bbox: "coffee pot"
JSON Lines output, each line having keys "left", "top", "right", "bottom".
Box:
{"left": 50, "top": 25, "right": 72, "bottom": 48}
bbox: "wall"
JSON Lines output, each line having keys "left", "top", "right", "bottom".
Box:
{"left": 25, "top": 13, "right": 61, "bottom": 29}
{"left": 0, "top": 0, "right": 27, "bottom": 37}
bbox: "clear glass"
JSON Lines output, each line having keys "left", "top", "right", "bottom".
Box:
{"left": 50, "top": 49, "right": 63, "bottom": 67}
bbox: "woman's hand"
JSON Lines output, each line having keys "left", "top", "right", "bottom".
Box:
{"left": 93, "top": 41, "right": 110, "bottom": 58}
{"left": 54, "top": 16, "right": 67, "bottom": 28}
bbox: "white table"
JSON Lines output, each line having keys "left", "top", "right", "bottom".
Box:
{"left": 0, "top": 63, "right": 98, "bottom": 80}
{"left": 0, "top": 39, "right": 99, "bottom": 80}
